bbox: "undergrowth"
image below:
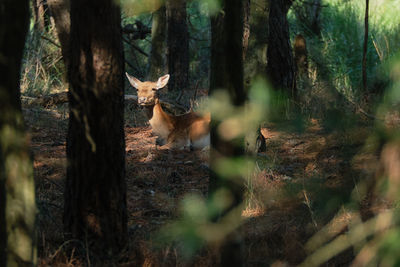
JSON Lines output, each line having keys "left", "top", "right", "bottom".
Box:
{"left": 21, "top": 24, "right": 65, "bottom": 97}
{"left": 289, "top": 0, "right": 400, "bottom": 110}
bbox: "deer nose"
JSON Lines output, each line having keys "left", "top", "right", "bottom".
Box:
{"left": 138, "top": 97, "right": 147, "bottom": 104}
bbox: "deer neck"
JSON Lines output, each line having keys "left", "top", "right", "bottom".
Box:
{"left": 145, "top": 99, "right": 173, "bottom": 140}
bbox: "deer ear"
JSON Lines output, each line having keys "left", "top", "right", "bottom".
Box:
{"left": 125, "top": 72, "right": 141, "bottom": 88}
{"left": 155, "top": 74, "right": 170, "bottom": 89}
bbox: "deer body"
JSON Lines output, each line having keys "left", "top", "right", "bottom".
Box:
{"left": 126, "top": 73, "right": 210, "bottom": 150}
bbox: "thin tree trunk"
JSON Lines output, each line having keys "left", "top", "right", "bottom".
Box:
{"left": 243, "top": 0, "right": 251, "bottom": 60}
{"left": 362, "top": 0, "right": 369, "bottom": 92}
{"left": 244, "top": 0, "right": 269, "bottom": 81}
{"left": 210, "top": 0, "right": 245, "bottom": 265}
{"left": 64, "top": 0, "right": 127, "bottom": 258}
{"left": 147, "top": 5, "right": 167, "bottom": 81}
{"left": 0, "top": 0, "right": 37, "bottom": 266}
{"left": 210, "top": 14, "right": 225, "bottom": 94}
{"left": 266, "top": 0, "right": 295, "bottom": 98}
{"left": 166, "top": 0, "right": 189, "bottom": 91}
{"left": 32, "top": 0, "right": 51, "bottom": 31}
{"left": 310, "top": 0, "right": 321, "bottom": 36}
{"left": 47, "top": 0, "right": 70, "bottom": 69}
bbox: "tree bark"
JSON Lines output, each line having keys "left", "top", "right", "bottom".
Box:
{"left": 310, "top": 0, "right": 322, "bottom": 36}
{"left": 362, "top": 0, "right": 369, "bottom": 92}
{"left": 47, "top": 0, "right": 70, "bottom": 69}
{"left": 147, "top": 5, "right": 167, "bottom": 81}
{"left": 210, "top": 0, "right": 245, "bottom": 265}
{"left": 0, "top": 0, "right": 37, "bottom": 266}
{"left": 243, "top": 0, "right": 251, "bottom": 60}
{"left": 64, "top": 0, "right": 127, "bottom": 258}
{"left": 209, "top": 0, "right": 246, "bottom": 218}
{"left": 244, "top": 0, "right": 269, "bottom": 82}
{"left": 32, "top": 0, "right": 51, "bottom": 31}
{"left": 266, "top": 0, "right": 296, "bottom": 98}
{"left": 166, "top": 0, "right": 189, "bottom": 91}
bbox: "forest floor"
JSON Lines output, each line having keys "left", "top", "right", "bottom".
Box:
{"left": 24, "top": 95, "right": 383, "bottom": 266}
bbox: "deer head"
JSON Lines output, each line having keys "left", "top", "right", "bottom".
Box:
{"left": 125, "top": 73, "right": 170, "bottom": 106}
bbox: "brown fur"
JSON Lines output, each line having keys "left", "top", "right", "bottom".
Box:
{"left": 126, "top": 73, "right": 210, "bottom": 150}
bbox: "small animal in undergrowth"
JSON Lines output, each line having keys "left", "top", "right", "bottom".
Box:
{"left": 126, "top": 73, "right": 210, "bottom": 150}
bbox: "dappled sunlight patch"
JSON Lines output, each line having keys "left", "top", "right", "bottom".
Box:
{"left": 242, "top": 205, "right": 266, "bottom": 218}
{"left": 121, "top": 0, "right": 163, "bottom": 15}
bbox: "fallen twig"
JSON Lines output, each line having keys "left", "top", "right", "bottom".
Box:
{"left": 40, "top": 34, "right": 61, "bottom": 48}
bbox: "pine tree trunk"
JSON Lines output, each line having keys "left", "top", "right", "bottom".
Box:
{"left": 362, "top": 0, "right": 369, "bottom": 92}
{"left": 0, "top": 0, "right": 37, "bottom": 266}
{"left": 209, "top": 0, "right": 245, "bottom": 265}
{"left": 209, "top": 0, "right": 245, "bottom": 218}
{"left": 32, "top": 0, "right": 51, "bottom": 31}
{"left": 310, "top": 0, "right": 322, "bottom": 36}
{"left": 64, "top": 0, "right": 127, "bottom": 258}
{"left": 243, "top": 0, "right": 251, "bottom": 60}
{"left": 266, "top": 0, "right": 295, "bottom": 98}
{"left": 47, "top": 0, "right": 70, "bottom": 69}
{"left": 244, "top": 0, "right": 269, "bottom": 82}
{"left": 166, "top": 0, "right": 189, "bottom": 91}
{"left": 147, "top": 5, "right": 167, "bottom": 81}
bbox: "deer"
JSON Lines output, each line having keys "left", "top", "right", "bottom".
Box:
{"left": 126, "top": 73, "right": 210, "bottom": 150}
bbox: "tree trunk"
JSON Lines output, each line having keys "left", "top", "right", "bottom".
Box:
{"left": 166, "top": 0, "right": 189, "bottom": 91}
{"left": 243, "top": 0, "right": 251, "bottom": 60}
{"left": 362, "top": 0, "right": 369, "bottom": 92}
{"left": 266, "top": 0, "right": 295, "bottom": 98}
{"left": 47, "top": 0, "right": 70, "bottom": 69}
{"left": 310, "top": 0, "right": 322, "bottom": 36}
{"left": 64, "top": 0, "right": 127, "bottom": 258}
{"left": 147, "top": 5, "right": 167, "bottom": 81}
{"left": 210, "top": 8, "right": 246, "bottom": 105}
{"left": 0, "top": 0, "right": 37, "bottom": 266}
{"left": 244, "top": 0, "right": 269, "bottom": 83}
{"left": 32, "top": 0, "right": 51, "bottom": 31}
{"left": 210, "top": 0, "right": 245, "bottom": 265}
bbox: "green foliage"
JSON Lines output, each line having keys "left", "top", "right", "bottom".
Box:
{"left": 289, "top": 0, "right": 400, "bottom": 102}
{"left": 157, "top": 77, "right": 274, "bottom": 258}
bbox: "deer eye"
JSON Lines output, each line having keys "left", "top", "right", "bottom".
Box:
{"left": 152, "top": 88, "right": 157, "bottom": 91}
